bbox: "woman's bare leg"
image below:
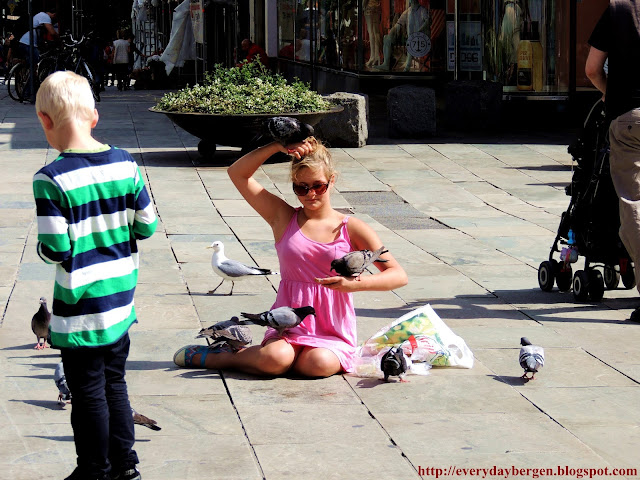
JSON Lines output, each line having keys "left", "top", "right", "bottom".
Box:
{"left": 291, "top": 347, "right": 342, "bottom": 378}
{"left": 189, "top": 339, "right": 297, "bottom": 376}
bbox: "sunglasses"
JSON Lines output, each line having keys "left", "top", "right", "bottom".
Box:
{"left": 292, "top": 181, "right": 330, "bottom": 196}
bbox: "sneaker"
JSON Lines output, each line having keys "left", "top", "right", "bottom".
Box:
{"left": 111, "top": 467, "right": 141, "bottom": 480}
{"left": 64, "top": 468, "right": 109, "bottom": 480}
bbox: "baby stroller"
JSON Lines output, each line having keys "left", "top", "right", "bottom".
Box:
{"left": 537, "top": 99, "right": 635, "bottom": 301}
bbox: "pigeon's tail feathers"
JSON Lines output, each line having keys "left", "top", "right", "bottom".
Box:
{"left": 520, "top": 337, "right": 532, "bottom": 346}
{"left": 239, "top": 312, "right": 268, "bottom": 326}
{"left": 132, "top": 409, "right": 162, "bottom": 431}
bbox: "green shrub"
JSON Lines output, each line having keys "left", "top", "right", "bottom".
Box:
{"left": 155, "top": 61, "right": 331, "bottom": 114}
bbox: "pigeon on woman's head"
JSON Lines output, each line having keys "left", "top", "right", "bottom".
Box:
{"left": 207, "top": 241, "right": 279, "bottom": 295}
{"left": 519, "top": 337, "right": 545, "bottom": 380}
{"left": 265, "top": 116, "right": 314, "bottom": 147}
{"left": 32, "top": 297, "right": 51, "bottom": 350}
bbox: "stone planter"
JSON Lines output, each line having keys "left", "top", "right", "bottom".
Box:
{"left": 149, "top": 106, "right": 344, "bottom": 158}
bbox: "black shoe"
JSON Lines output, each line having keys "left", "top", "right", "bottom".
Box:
{"left": 630, "top": 307, "right": 640, "bottom": 322}
{"left": 111, "top": 467, "right": 141, "bottom": 480}
{"left": 64, "top": 468, "right": 109, "bottom": 480}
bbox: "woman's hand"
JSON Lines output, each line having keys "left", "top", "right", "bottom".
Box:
{"left": 284, "top": 139, "right": 314, "bottom": 159}
{"left": 314, "top": 275, "right": 362, "bottom": 292}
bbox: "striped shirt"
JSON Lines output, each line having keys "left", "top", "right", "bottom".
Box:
{"left": 33, "top": 146, "right": 157, "bottom": 349}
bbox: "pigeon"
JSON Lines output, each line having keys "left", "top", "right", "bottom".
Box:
{"left": 196, "top": 317, "right": 253, "bottom": 351}
{"left": 132, "top": 408, "right": 161, "bottom": 431}
{"left": 265, "top": 116, "right": 315, "bottom": 147}
{"left": 381, "top": 346, "right": 408, "bottom": 382}
{"left": 54, "top": 361, "right": 71, "bottom": 405}
{"left": 32, "top": 297, "right": 51, "bottom": 350}
{"left": 240, "top": 306, "right": 316, "bottom": 335}
{"left": 330, "top": 246, "right": 389, "bottom": 278}
{"left": 207, "top": 241, "right": 279, "bottom": 295}
{"left": 519, "top": 337, "right": 545, "bottom": 380}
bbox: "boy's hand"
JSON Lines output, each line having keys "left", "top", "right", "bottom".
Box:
{"left": 315, "top": 275, "right": 361, "bottom": 292}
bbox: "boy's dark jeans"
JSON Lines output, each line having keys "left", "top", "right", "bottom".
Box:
{"left": 61, "top": 333, "right": 139, "bottom": 477}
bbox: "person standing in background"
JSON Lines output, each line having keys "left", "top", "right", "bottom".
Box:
{"left": 586, "top": 1, "right": 640, "bottom": 322}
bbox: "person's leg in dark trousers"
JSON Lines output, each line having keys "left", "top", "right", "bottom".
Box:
{"left": 61, "top": 334, "right": 138, "bottom": 478}
{"left": 105, "top": 334, "right": 138, "bottom": 472}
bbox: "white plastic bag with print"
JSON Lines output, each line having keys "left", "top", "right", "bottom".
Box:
{"left": 355, "top": 304, "right": 474, "bottom": 375}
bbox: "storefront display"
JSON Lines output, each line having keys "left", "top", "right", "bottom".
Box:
{"left": 276, "top": 0, "right": 608, "bottom": 97}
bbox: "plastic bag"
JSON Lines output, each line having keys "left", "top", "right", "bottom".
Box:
{"left": 355, "top": 304, "right": 474, "bottom": 376}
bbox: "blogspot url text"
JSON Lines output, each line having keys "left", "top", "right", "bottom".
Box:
{"left": 418, "top": 466, "right": 638, "bottom": 479}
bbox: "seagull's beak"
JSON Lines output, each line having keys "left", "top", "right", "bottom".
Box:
{"left": 205, "top": 246, "right": 213, "bottom": 249}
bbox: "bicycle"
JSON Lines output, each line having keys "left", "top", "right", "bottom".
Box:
{"left": 7, "top": 33, "right": 101, "bottom": 103}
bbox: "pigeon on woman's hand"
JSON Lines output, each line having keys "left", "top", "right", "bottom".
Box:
{"left": 132, "top": 408, "right": 161, "bottom": 431}
{"left": 207, "top": 241, "right": 279, "bottom": 296}
{"left": 240, "top": 306, "right": 315, "bottom": 335}
{"left": 54, "top": 362, "right": 71, "bottom": 405}
{"left": 519, "top": 337, "right": 545, "bottom": 380}
{"left": 330, "top": 246, "right": 389, "bottom": 278}
{"left": 196, "top": 317, "right": 253, "bottom": 351}
{"left": 32, "top": 297, "right": 51, "bottom": 350}
{"left": 381, "top": 346, "right": 408, "bottom": 382}
{"left": 265, "top": 116, "right": 314, "bottom": 147}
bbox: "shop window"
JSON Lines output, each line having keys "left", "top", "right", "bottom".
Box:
{"left": 278, "top": 0, "right": 297, "bottom": 59}
{"left": 366, "top": 0, "right": 446, "bottom": 73}
{"left": 482, "top": 0, "right": 572, "bottom": 94}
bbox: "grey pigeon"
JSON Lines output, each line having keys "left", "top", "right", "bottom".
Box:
{"left": 519, "top": 337, "right": 545, "bottom": 380}
{"left": 330, "top": 246, "right": 389, "bottom": 278}
{"left": 196, "top": 317, "right": 253, "bottom": 351}
{"left": 207, "top": 241, "right": 279, "bottom": 295}
{"left": 240, "top": 306, "right": 315, "bottom": 335}
{"left": 265, "top": 116, "right": 314, "bottom": 146}
{"left": 381, "top": 346, "right": 408, "bottom": 382}
{"left": 54, "top": 361, "right": 71, "bottom": 405}
{"left": 32, "top": 297, "right": 51, "bottom": 350}
{"left": 132, "top": 408, "right": 161, "bottom": 431}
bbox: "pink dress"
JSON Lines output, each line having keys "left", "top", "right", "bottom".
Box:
{"left": 262, "top": 208, "right": 357, "bottom": 372}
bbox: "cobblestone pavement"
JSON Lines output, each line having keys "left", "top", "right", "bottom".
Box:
{"left": 1, "top": 89, "right": 638, "bottom": 479}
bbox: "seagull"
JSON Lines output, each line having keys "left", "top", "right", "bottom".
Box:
{"left": 32, "top": 297, "right": 51, "bottom": 350}
{"left": 54, "top": 362, "right": 71, "bottom": 405}
{"left": 265, "top": 116, "right": 315, "bottom": 147}
{"left": 381, "top": 346, "right": 408, "bottom": 382}
{"left": 196, "top": 317, "right": 253, "bottom": 351}
{"left": 132, "top": 408, "right": 161, "bottom": 431}
{"left": 519, "top": 337, "right": 545, "bottom": 380}
{"left": 240, "top": 306, "right": 315, "bottom": 335}
{"left": 207, "top": 241, "right": 279, "bottom": 295}
{"left": 330, "top": 246, "right": 389, "bottom": 278}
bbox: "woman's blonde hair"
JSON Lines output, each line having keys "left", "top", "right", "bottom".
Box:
{"left": 290, "top": 137, "right": 337, "bottom": 182}
{"left": 36, "top": 71, "right": 95, "bottom": 127}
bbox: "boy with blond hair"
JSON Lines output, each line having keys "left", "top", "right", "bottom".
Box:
{"left": 33, "top": 71, "right": 157, "bottom": 480}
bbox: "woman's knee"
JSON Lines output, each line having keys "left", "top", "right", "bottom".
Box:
{"left": 258, "top": 341, "right": 296, "bottom": 375}
{"left": 294, "top": 348, "right": 341, "bottom": 378}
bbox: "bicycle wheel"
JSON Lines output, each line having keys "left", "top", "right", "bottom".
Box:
{"left": 7, "top": 62, "right": 30, "bottom": 102}
{"left": 78, "top": 60, "right": 100, "bottom": 102}
{"left": 37, "top": 57, "right": 58, "bottom": 84}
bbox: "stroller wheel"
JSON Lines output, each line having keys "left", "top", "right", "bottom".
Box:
{"left": 556, "top": 265, "right": 573, "bottom": 292}
{"left": 588, "top": 270, "right": 605, "bottom": 301}
{"left": 538, "top": 261, "right": 555, "bottom": 292}
{"left": 603, "top": 265, "right": 620, "bottom": 290}
{"left": 621, "top": 267, "right": 636, "bottom": 289}
{"left": 573, "top": 270, "right": 590, "bottom": 301}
